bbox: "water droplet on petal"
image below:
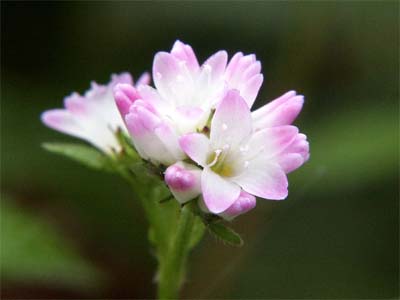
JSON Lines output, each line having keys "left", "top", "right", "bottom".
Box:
{"left": 222, "top": 123, "right": 228, "bottom": 130}
{"left": 240, "top": 145, "right": 249, "bottom": 152}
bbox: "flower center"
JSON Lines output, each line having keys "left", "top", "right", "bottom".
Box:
{"left": 206, "top": 145, "right": 234, "bottom": 177}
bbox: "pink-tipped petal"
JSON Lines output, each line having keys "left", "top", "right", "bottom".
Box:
{"left": 220, "top": 191, "right": 256, "bottom": 221}
{"left": 278, "top": 153, "right": 305, "bottom": 173}
{"left": 153, "top": 52, "right": 181, "bottom": 98}
{"left": 286, "top": 133, "right": 310, "bottom": 161}
{"left": 125, "top": 104, "right": 183, "bottom": 165}
{"left": 113, "top": 83, "right": 141, "bottom": 117}
{"left": 233, "top": 158, "right": 288, "bottom": 200}
{"left": 210, "top": 90, "right": 252, "bottom": 148}
{"left": 252, "top": 91, "right": 297, "bottom": 117}
{"left": 64, "top": 93, "right": 87, "bottom": 115}
{"left": 41, "top": 109, "right": 86, "bottom": 139}
{"left": 240, "top": 74, "right": 264, "bottom": 108}
{"left": 137, "top": 85, "right": 170, "bottom": 113}
{"left": 136, "top": 72, "right": 151, "bottom": 86}
{"left": 154, "top": 123, "right": 185, "bottom": 161}
{"left": 242, "top": 61, "right": 262, "bottom": 81}
{"left": 225, "top": 52, "right": 243, "bottom": 79}
{"left": 202, "top": 167, "right": 241, "bottom": 213}
{"left": 225, "top": 53, "right": 262, "bottom": 107}
{"left": 277, "top": 133, "right": 310, "bottom": 173}
{"left": 179, "top": 133, "right": 210, "bottom": 167}
{"left": 170, "top": 40, "right": 200, "bottom": 73}
{"left": 203, "top": 50, "right": 228, "bottom": 81}
{"left": 246, "top": 125, "right": 299, "bottom": 159}
{"left": 165, "top": 162, "right": 201, "bottom": 203}
{"left": 252, "top": 92, "right": 304, "bottom": 129}
{"left": 110, "top": 72, "right": 133, "bottom": 86}
{"left": 41, "top": 72, "right": 141, "bottom": 153}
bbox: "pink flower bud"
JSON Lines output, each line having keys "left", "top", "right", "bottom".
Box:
{"left": 219, "top": 191, "right": 256, "bottom": 221}
{"left": 113, "top": 83, "right": 141, "bottom": 118}
{"left": 165, "top": 162, "right": 201, "bottom": 204}
{"left": 125, "top": 101, "right": 185, "bottom": 165}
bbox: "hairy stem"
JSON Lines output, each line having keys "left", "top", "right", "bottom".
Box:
{"left": 118, "top": 166, "right": 195, "bottom": 299}
{"left": 157, "top": 203, "right": 195, "bottom": 299}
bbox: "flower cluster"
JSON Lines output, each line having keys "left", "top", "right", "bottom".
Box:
{"left": 42, "top": 40, "right": 309, "bottom": 220}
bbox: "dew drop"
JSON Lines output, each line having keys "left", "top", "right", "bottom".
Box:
{"left": 240, "top": 145, "right": 249, "bottom": 152}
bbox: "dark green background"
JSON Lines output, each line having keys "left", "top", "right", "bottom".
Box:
{"left": 1, "top": 1, "right": 398, "bottom": 298}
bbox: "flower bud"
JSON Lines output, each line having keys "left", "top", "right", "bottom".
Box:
{"left": 114, "top": 83, "right": 141, "bottom": 118}
{"left": 125, "top": 101, "right": 185, "bottom": 165}
{"left": 219, "top": 191, "right": 256, "bottom": 221}
{"left": 165, "top": 162, "right": 201, "bottom": 204}
{"left": 198, "top": 190, "right": 256, "bottom": 221}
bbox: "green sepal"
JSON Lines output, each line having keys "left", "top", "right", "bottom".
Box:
{"left": 42, "top": 142, "right": 114, "bottom": 172}
{"left": 114, "top": 128, "right": 140, "bottom": 163}
{"left": 207, "top": 222, "right": 244, "bottom": 247}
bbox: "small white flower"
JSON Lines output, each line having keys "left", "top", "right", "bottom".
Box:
{"left": 179, "top": 90, "right": 306, "bottom": 213}
{"left": 139, "top": 40, "right": 263, "bottom": 135}
{"left": 41, "top": 73, "right": 149, "bottom": 153}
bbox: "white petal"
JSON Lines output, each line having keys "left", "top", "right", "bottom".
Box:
{"left": 179, "top": 133, "right": 210, "bottom": 167}
{"left": 152, "top": 52, "right": 194, "bottom": 107}
{"left": 246, "top": 126, "right": 299, "bottom": 160}
{"left": 170, "top": 40, "right": 200, "bottom": 74}
{"left": 203, "top": 50, "right": 228, "bottom": 82}
{"left": 201, "top": 167, "right": 241, "bottom": 213}
{"left": 232, "top": 157, "right": 288, "bottom": 200}
{"left": 210, "top": 90, "right": 252, "bottom": 149}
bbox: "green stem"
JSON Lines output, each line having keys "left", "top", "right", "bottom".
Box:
{"left": 117, "top": 165, "right": 196, "bottom": 299}
{"left": 157, "top": 203, "right": 195, "bottom": 299}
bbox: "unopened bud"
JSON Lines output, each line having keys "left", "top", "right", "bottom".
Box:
{"left": 165, "top": 162, "right": 201, "bottom": 204}
{"left": 219, "top": 191, "right": 256, "bottom": 221}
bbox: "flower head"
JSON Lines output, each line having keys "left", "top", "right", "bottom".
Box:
{"left": 41, "top": 72, "right": 150, "bottom": 153}
{"left": 138, "top": 40, "right": 263, "bottom": 135}
{"left": 180, "top": 90, "right": 309, "bottom": 213}
{"left": 114, "top": 40, "right": 263, "bottom": 165}
{"left": 42, "top": 40, "right": 309, "bottom": 221}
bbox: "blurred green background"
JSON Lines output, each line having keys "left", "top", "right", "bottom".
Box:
{"left": 1, "top": 1, "right": 398, "bottom": 298}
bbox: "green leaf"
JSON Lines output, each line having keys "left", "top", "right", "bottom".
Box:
{"left": 208, "top": 222, "right": 244, "bottom": 247}
{"left": 1, "top": 195, "right": 103, "bottom": 289}
{"left": 42, "top": 142, "right": 113, "bottom": 171}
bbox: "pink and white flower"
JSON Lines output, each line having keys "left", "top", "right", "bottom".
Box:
{"left": 137, "top": 40, "right": 263, "bottom": 135}
{"left": 41, "top": 41, "right": 309, "bottom": 220}
{"left": 41, "top": 72, "right": 150, "bottom": 153}
{"left": 114, "top": 40, "right": 263, "bottom": 165}
{"left": 114, "top": 84, "right": 185, "bottom": 165}
{"left": 179, "top": 90, "right": 309, "bottom": 214}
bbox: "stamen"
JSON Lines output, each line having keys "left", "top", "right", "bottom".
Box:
{"left": 207, "top": 149, "right": 222, "bottom": 167}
